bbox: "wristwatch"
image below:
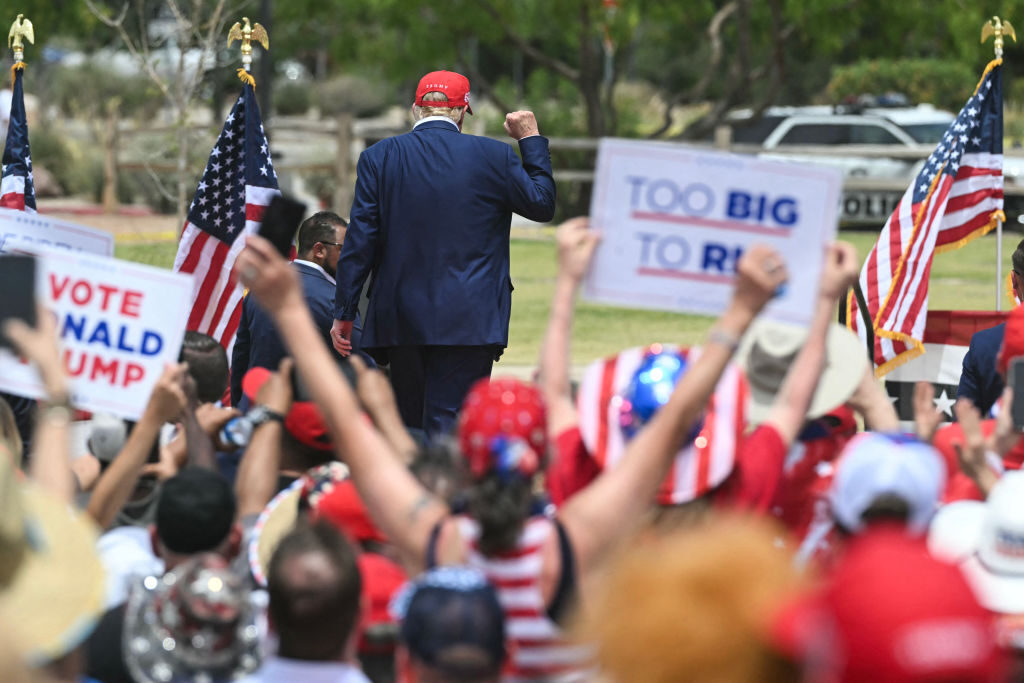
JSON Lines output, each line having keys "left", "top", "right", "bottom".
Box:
{"left": 247, "top": 404, "right": 286, "bottom": 427}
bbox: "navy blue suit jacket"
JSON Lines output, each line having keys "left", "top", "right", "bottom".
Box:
{"left": 956, "top": 322, "right": 1005, "bottom": 415}
{"left": 231, "top": 262, "right": 364, "bottom": 405}
{"left": 334, "top": 121, "right": 556, "bottom": 349}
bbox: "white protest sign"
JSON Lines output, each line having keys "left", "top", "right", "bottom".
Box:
{"left": 0, "top": 207, "right": 114, "bottom": 256}
{"left": 583, "top": 139, "right": 842, "bottom": 326}
{"left": 0, "top": 249, "right": 194, "bottom": 420}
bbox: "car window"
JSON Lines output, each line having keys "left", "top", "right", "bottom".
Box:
{"left": 778, "top": 124, "right": 852, "bottom": 145}
{"left": 850, "top": 124, "right": 904, "bottom": 145}
{"left": 899, "top": 123, "right": 950, "bottom": 144}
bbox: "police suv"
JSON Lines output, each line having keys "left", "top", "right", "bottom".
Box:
{"left": 726, "top": 103, "right": 956, "bottom": 227}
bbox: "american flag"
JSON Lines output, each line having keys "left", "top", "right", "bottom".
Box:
{"left": 172, "top": 82, "right": 279, "bottom": 352}
{"left": 848, "top": 59, "right": 1005, "bottom": 375}
{"left": 0, "top": 67, "right": 36, "bottom": 212}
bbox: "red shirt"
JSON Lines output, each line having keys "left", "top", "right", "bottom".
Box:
{"left": 546, "top": 426, "right": 602, "bottom": 506}
{"left": 548, "top": 423, "right": 788, "bottom": 515}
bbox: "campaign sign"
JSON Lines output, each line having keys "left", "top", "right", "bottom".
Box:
{"left": 0, "top": 207, "right": 114, "bottom": 257}
{"left": 583, "top": 139, "right": 842, "bottom": 326}
{"left": 0, "top": 249, "right": 194, "bottom": 419}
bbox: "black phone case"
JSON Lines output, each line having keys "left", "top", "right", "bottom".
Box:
{"left": 0, "top": 255, "right": 37, "bottom": 349}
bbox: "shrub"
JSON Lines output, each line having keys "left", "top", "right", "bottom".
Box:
{"left": 826, "top": 59, "right": 977, "bottom": 112}
{"left": 275, "top": 80, "right": 312, "bottom": 116}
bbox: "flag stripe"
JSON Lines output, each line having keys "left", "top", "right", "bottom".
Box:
{"left": 851, "top": 59, "right": 1004, "bottom": 375}
{"left": 173, "top": 83, "right": 279, "bottom": 364}
{"left": 188, "top": 242, "right": 231, "bottom": 331}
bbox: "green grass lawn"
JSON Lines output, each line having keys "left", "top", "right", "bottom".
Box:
{"left": 116, "top": 229, "right": 1019, "bottom": 366}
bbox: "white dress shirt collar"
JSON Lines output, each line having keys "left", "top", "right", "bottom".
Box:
{"left": 413, "top": 116, "right": 460, "bottom": 131}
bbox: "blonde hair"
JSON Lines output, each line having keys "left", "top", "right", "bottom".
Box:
{"left": 413, "top": 91, "right": 465, "bottom": 123}
{"left": 574, "top": 515, "right": 804, "bottom": 683}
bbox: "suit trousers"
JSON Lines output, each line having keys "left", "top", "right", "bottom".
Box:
{"left": 387, "top": 345, "right": 495, "bottom": 439}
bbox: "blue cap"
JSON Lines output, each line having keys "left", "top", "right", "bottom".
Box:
{"left": 391, "top": 567, "right": 505, "bottom": 676}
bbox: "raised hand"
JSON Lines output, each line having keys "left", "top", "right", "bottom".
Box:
{"left": 144, "top": 362, "right": 190, "bottom": 424}
{"left": 256, "top": 357, "right": 295, "bottom": 415}
{"left": 4, "top": 306, "right": 67, "bottom": 400}
{"left": 556, "top": 217, "right": 602, "bottom": 282}
{"left": 504, "top": 111, "right": 540, "bottom": 140}
{"left": 913, "top": 381, "right": 944, "bottom": 444}
{"left": 818, "top": 241, "right": 860, "bottom": 301}
{"left": 729, "top": 244, "right": 789, "bottom": 319}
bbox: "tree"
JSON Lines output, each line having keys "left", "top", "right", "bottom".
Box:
{"left": 81, "top": 0, "right": 240, "bottom": 224}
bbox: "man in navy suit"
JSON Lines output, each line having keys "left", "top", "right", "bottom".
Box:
{"left": 331, "top": 70, "right": 556, "bottom": 437}
{"left": 957, "top": 239, "right": 1024, "bottom": 414}
{"left": 231, "top": 211, "right": 365, "bottom": 405}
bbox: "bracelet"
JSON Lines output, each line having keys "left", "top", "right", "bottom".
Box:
{"left": 41, "top": 403, "right": 72, "bottom": 423}
{"left": 707, "top": 328, "right": 741, "bottom": 354}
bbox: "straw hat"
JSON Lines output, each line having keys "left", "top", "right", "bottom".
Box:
{"left": 248, "top": 462, "right": 350, "bottom": 586}
{"left": 736, "top": 320, "right": 867, "bottom": 425}
{"left": 0, "top": 447, "right": 106, "bottom": 664}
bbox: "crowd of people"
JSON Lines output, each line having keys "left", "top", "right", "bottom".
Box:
{"left": 2, "top": 70, "right": 1024, "bottom": 682}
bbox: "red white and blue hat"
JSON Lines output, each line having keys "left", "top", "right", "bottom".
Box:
{"left": 577, "top": 343, "right": 748, "bottom": 505}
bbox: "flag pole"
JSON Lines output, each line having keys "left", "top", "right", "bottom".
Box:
{"left": 982, "top": 15, "right": 1016, "bottom": 310}
{"left": 998, "top": 216, "right": 1004, "bottom": 311}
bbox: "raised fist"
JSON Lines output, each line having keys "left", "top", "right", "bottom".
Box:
{"left": 504, "top": 111, "right": 540, "bottom": 140}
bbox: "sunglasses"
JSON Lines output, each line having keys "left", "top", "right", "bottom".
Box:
{"left": 319, "top": 241, "right": 343, "bottom": 248}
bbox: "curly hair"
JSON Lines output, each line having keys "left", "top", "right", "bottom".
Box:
{"left": 575, "top": 515, "right": 804, "bottom": 683}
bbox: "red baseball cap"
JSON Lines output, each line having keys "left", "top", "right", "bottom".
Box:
{"left": 313, "top": 479, "right": 388, "bottom": 544}
{"left": 415, "top": 70, "right": 473, "bottom": 115}
{"left": 357, "top": 552, "right": 407, "bottom": 655}
{"left": 242, "top": 367, "right": 332, "bottom": 452}
{"left": 998, "top": 303, "right": 1024, "bottom": 374}
{"left": 772, "top": 529, "right": 1002, "bottom": 682}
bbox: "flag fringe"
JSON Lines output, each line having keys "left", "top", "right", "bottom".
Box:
{"left": 974, "top": 58, "right": 1003, "bottom": 96}
{"left": 933, "top": 210, "right": 1003, "bottom": 255}
{"left": 10, "top": 62, "right": 24, "bottom": 89}
{"left": 236, "top": 68, "right": 256, "bottom": 88}
{"left": 873, "top": 328, "right": 926, "bottom": 377}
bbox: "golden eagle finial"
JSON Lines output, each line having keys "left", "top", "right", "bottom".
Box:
{"left": 227, "top": 17, "right": 269, "bottom": 75}
{"left": 7, "top": 14, "right": 34, "bottom": 62}
{"left": 982, "top": 16, "right": 1016, "bottom": 58}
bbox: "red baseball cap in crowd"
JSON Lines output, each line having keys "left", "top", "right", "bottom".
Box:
{"left": 242, "top": 367, "right": 332, "bottom": 452}
{"left": 998, "top": 303, "right": 1024, "bottom": 374}
{"left": 458, "top": 377, "right": 547, "bottom": 479}
{"left": 415, "top": 70, "right": 473, "bottom": 114}
{"left": 357, "top": 552, "right": 407, "bottom": 655}
{"left": 772, "top": 529, "right": 1001, "bottom": 682}
{"left": 314, "top": 479, "right": 388, "bottom": 545}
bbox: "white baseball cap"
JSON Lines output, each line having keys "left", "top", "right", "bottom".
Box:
{"left": 927, "top": 501, "right": 986, "bottom": 563}
{"left": 961, "top": 471, "right": 1024, "bottom": 614}
{"left": 830, "top": 433, "right": 946, "bottom": 534}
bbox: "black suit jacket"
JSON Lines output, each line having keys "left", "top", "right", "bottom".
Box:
{"left": 231, "top": 261, "right": 364, "bottom": 405}
{"left": 956, "top": 322, "right": 1005, "bottom": 415}
{"left": 334, "top": 121, "right": 556, "bottom": 349}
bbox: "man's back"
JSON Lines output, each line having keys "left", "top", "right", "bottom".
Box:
{"left": 957, "top": 322, "right": 1005, "bottom": 415}
{"left": 231, "top": 262, "right": 361, "bottom": 404}
{"left": 336, "top": 120, "right": 555, "bottom": 349}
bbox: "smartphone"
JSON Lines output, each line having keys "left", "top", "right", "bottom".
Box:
{"left": 258, "top": 194, "right": 307, "bottom": 257}
{"left": 0, "top": 254, "right": 36, "bottom": 349}
{"left": 1011, "top": 357, "right": 1024, "bottom": 432}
